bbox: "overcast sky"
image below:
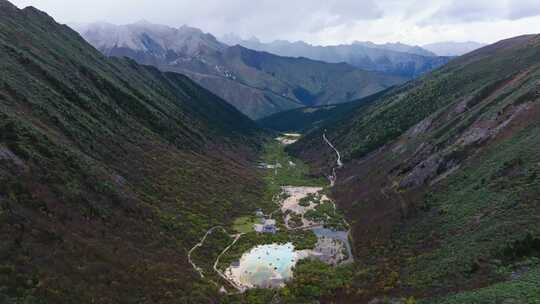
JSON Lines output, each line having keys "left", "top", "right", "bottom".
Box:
{"left": 10, "top": 0, "right": 540, "bottom": 46}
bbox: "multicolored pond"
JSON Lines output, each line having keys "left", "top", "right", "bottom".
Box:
{"left": 225, "top": 243, "right": 309, "bottom": 289}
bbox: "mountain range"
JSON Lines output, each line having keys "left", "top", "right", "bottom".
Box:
{"left": 221, "top": 34, "right": 452, "bottom": 78}
{"left": 73, "top": 22, "right": 407, "bottom": 119}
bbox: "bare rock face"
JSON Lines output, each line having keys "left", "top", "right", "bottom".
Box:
{"left": 406, "top": 116, "right": 433, "bottom": 138}
{"left": 397, "top": 93, "right": 536, "bottom": 191}
{"left": 399, "top": 154, "right": 443, "bottom": 189}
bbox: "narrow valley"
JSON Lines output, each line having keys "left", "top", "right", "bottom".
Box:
{"left": 2, "top": 1, "right": 540, "bottom": 303}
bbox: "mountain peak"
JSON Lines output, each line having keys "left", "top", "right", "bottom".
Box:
{"left": 75, "top": 22, "right": 226, "bottom": 55}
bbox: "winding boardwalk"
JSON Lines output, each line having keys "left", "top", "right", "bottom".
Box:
{"left": 188, "top": 226, "right": 227, "bottom": 279}
{"left": 213, "top": 233, "right": 246, "bottom": 293}
{"left": 188, "top": 226, "right": 247, "bottom": 293}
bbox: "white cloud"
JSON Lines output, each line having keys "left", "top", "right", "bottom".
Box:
{"left": 8, "top": 0, "right": 540, "bottom": 46}
{"left": 425, "top": 0, "right": 540, "bottom": 24}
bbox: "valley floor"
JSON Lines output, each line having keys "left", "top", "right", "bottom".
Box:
{"left": 187, "top": 134, "right": 358, "bottom": 302}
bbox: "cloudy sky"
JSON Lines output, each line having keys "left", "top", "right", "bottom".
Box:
{"left": 10, "top": 0, "right": 540, "bottom": 46}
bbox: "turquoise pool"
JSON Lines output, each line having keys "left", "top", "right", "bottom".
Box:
{"left": 226, "top": 243, "right": 299, "bottom": 288}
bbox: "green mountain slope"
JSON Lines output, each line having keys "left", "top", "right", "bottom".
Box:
{"left": 257, "top": 88, "right": 394, "bottom": 133}
{"left": 0, "top": 1, "right": 265, "bottom": 303}
{"left": 290, "top": 34, "right": 540, "bottom": 302}
{"left": 75, "top": 22, "right": 407, "bottom": 119}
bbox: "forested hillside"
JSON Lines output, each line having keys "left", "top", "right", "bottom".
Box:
{"left": 0, "top": 1, "right": 265, "bottom": 302}
{"left": 290, "top": 34, "right": 540, "bottom": 303}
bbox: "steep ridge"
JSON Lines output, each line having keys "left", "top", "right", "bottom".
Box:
{"left": 0, "top": 1, "right": 265, "bottom": 303}
{"left": 290, "top": 34, "right": 540, "bottom": 302}
{"left": 74, "top": 22, "right": 406, "bottom": 119}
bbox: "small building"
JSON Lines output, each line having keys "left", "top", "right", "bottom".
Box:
{"left": 262, "top": 219, "right": 277, "bottom": 234}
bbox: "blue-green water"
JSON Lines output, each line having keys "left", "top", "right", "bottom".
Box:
{"left": 232, "top": 243, "right": 297, "bottom": 288}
